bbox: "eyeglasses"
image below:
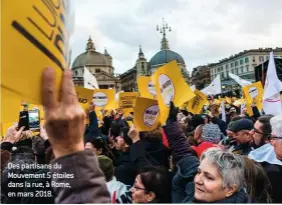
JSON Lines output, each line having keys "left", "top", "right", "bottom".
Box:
{"left": 132, "top": 186, "right": 146, "bottom": 191}
{"left": 268, "top": 136, "right": 282, "bottom": 141}
{"left": 251, "top": 127, "right": 265, "bottom": 135}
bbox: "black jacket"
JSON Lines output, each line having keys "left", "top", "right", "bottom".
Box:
{"left": 261, "top": 162, "right": 282, "bottom": 203}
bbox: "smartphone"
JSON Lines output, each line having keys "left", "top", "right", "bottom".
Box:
{"left": 18, "top": 111, "right": 29, "bottom": 131}
{"left": 28, "top": 110, "right": 40, "bottom": 131}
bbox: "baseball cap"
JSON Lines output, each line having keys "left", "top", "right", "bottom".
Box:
{"left": 229, "top": 119, "right": 254, "bottom": 132}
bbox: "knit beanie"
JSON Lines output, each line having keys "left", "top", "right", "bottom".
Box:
{"left": 98, "top": 155, "right": 114, "bottom": 182}
{"left": 201, "top": 123, "right": 222, "bottom": 144}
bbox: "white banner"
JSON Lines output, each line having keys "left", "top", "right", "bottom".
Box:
{"left": 229, "top": 73, "right": 251, "bottom": 87}
{"left": 84, "top": 66, "right": 99, "bottom": 89}
{"left": 263, "top": 52, "right": 282, "bottom": 99}
{"left": 201, "top": 75, "right": 222, "bottom": 95}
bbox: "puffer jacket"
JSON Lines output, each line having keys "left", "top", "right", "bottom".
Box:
{"left": 163, "top": 121, "right": 250, "bottom": 203}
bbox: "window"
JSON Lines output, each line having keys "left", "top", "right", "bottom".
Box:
{"left": 253, "top": 56, "right": 256, "bottom": 62}
{"left": 231, "top": 62, "right": 234, "bottom": 68}
{"left": 241, "top": 67, "right": 244, "bottom": 73}
{"left": 225, "top": 64, "right": 229, "bottom": 69}
{"left": 235, "top": 68, "right": 239, "bottom": 74}
{"left": 96, "top": 69, "right": 101, "bottom": 73}
{"left": 75, "top": 70, "right": 78, "bottom": 76}
{"left": 240, "top": 59, "right": 243, "bottom": 65}
{"left": 217, "top": 67, "right": 220, "bottom": 72}
{"left": 235, "top": 61, "right": 238, "bottom": 66}
{"left": 245, "top": 57, "right": 249, "bottom": 63}
{"left": 259, "top": 56, "right": 264, "bottom": 62}
{"left": 141, "top": 62, "right": 145, "bottom": 69}
{"left": 266, "top": 56, "right": 269, "bottom": 61}
{"left": 221, "top": 73, "right": 224, "bottom": 79}
{"left": 246, "top": 65, "right": 249, "bottom": 72}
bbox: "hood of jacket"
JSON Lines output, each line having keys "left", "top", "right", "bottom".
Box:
{"left": 248, "top": 143, "right": 282, "bottom": 166}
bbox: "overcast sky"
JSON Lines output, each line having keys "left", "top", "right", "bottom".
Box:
{"left": 71, "top": 0, "right": 282, "bottom": 74}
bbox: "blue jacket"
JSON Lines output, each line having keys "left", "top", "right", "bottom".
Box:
{"left": 163, "top": 122, "right": 250, "bottom": 203}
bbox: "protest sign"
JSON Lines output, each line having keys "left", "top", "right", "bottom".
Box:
{"left": 186, "top": 90, "right": 208, "bottom": 114}
{"left": 134, "top": 97, "right": 160, "bottom": 131}
{"left": 137, "top": 76, "right": 156, "bottom": 99}
{"left": 75, "top": 86, "right": 93, "bottom": 112}
{"left": 119, "top": 92, "right": 138, "bottom": 113}
{"left": 242, "top": 82, "right": 263, "bottom": 110}
{"left": 93, "top": 89, "right": 116, "bottom": 110}
{"left": 2, "top": 0, "right": 74, "bottom": 105}
{"left": 152, "top": 61, "right": 195, "bottom": 125}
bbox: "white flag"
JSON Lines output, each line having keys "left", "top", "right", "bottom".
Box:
{"left": 262, "top": 52, "right": 282, "bottom": 115}
{"left": 263, "top": 52, "right": 282, "bottom": 99}
{"left": 84, "top": 66, "right": 99, "bottom": 89}
{"left": 263, "top": 93, "right": 282, "bottom": 115}
{"left": 229, "top": 73, "right": 251, "bottom": 87}
{"left": 221, "top": 101, "right": 226, "bottom": 122}
{"left": 201, "top": 75, "right": 222, "bottom": 95}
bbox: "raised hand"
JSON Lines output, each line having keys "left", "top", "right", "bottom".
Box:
{"left": 42, "top": 68, "right": 85, "bottom": 158}
{"left": 128, "top": 124, "right": 140, "bottom": 143}
{"left": 3, "top": 124, "right": 25, "bottom": 144}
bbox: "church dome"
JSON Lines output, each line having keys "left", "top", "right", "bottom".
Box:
{"left": 149, "top": 49, "right": 185, "bottom": 67}
{"left": 72, "top": 37, "right": 111, "bottom": 68}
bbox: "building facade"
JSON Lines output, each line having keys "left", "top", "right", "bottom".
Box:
{"left": 120, "top": 20, "right": 190, "bottom": 92}
{"left": 191, "top": 65, "right": 214, "bottom": 90}
{"left": 72, "top": 37, "right": 121, "bottom": 91}
{"left": 210, "top": 47, "right": 282, "bottom": 93}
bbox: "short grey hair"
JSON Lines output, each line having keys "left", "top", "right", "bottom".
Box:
{"left": 201, "top": 148, "right": 245, "bottom": 190}
{"left": 270, "top": 114, "right": 282, "bottom": 137}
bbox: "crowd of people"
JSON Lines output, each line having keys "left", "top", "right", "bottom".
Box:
{"left": 1, "top": 68, "right": 282, "bottom": 203}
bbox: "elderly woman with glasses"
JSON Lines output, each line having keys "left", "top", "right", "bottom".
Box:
{"left": 163, "top": 102, "right": 250, "bottom": 203}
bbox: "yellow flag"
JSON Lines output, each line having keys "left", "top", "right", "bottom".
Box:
{"left": 242, "top": 82, "right": 263, "bottom": 110}
{"left": 119, "top": 92, "right": 138, "bottom": 113}
{"left": 233, "top": 98, "right": 245, "bottom": 107}
{"left": 2, "top": 1, "right": 74, "bottom": 104}
{"left": 137, "top": 76, "right": 156, "bottom": 99}
{"left": 152, "top": 61, "right": 195, "bottom": 125}
{"left": 134, "top": 97, "right": 160, "bottom": 131}
{"left": 186, "top": 90, "right": 208, "bottom": 114}
{"left": 225, "top": 97, "right": 232, "bottom": 104}
{"left": 75, "top": 86, "right": 93, "bottom": 112}
{"left": 93, "top": 89, "right": 117, "bottom": 110}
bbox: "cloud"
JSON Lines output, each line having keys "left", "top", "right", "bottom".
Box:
{"left": 71, "top": 0, "right": 282, "bottom": 74}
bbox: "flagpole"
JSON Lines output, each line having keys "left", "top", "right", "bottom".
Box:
{"left": 261, "top": 61, "right": 264, "bottom": 86}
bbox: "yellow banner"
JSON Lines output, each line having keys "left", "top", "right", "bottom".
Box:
{"left": 2, "top": 1, "right": 74, "bottom": 104}
{"left": 75, "top": 86, "right": 93, "bottom": 112}
{"left": 152, "top": 61, "right": 195, "bottom": 125}
{"left": 225, "top": 97, "right": 232, "bottom": 104}
{"left": 137, "top": 76, "right": 156, "bottom": 99}
{"left": 242, "top": 82, "right": 263, "bottom": 110}
{"left": 186, "top": 90, "right": 208, "bottom": 114}
{"left": 93, "top": 89, "right": 117, "bottom": 110}
{"left": 119, "top": 92, "right": 138, "bottom": 113}
{"left": 134, "top": 97, "right": 160, "bottom": 131}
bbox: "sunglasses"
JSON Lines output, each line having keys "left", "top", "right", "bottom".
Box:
{"left": 268, "top": 136, "right": 282, "bottom": 141}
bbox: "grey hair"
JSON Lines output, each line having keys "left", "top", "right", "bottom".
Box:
{"left": 200, "top": 148, "right": 245, "bottom": 190}
{"left": 270, "top": 114, "right": 282, "bottom": 137}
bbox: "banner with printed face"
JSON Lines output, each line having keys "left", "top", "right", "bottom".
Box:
{"left": 137, "top": 76, "right": 156, "bottom": 99}
{"left": 152, "top": 61, "right": 195, "bottom": 125}
{"left": 93, "top": 89, "right": 117, "bottom": 110}
{"left": 2, "top": 0, "right": 75, "bottom": 105}
{"left": 186, "top": 90, "right": 208, "bottom": 114}
{"left": 134, "top": 97, "right": 160, "bottom": 131}
{"left": 119, "top": 92, "right": 138, "bottom": 113}
{"left": 75, "top": 86, "right": 93, "bottom": 112}
{"left": 242, "top": 82, "right": 263, "bottom": 110}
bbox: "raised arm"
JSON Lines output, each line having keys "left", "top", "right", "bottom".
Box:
{"left": 42, "top": 68, "right": 110, "bottom": 204}
{"left": 163, "top": 102, "right": 192, "bottom": 164}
